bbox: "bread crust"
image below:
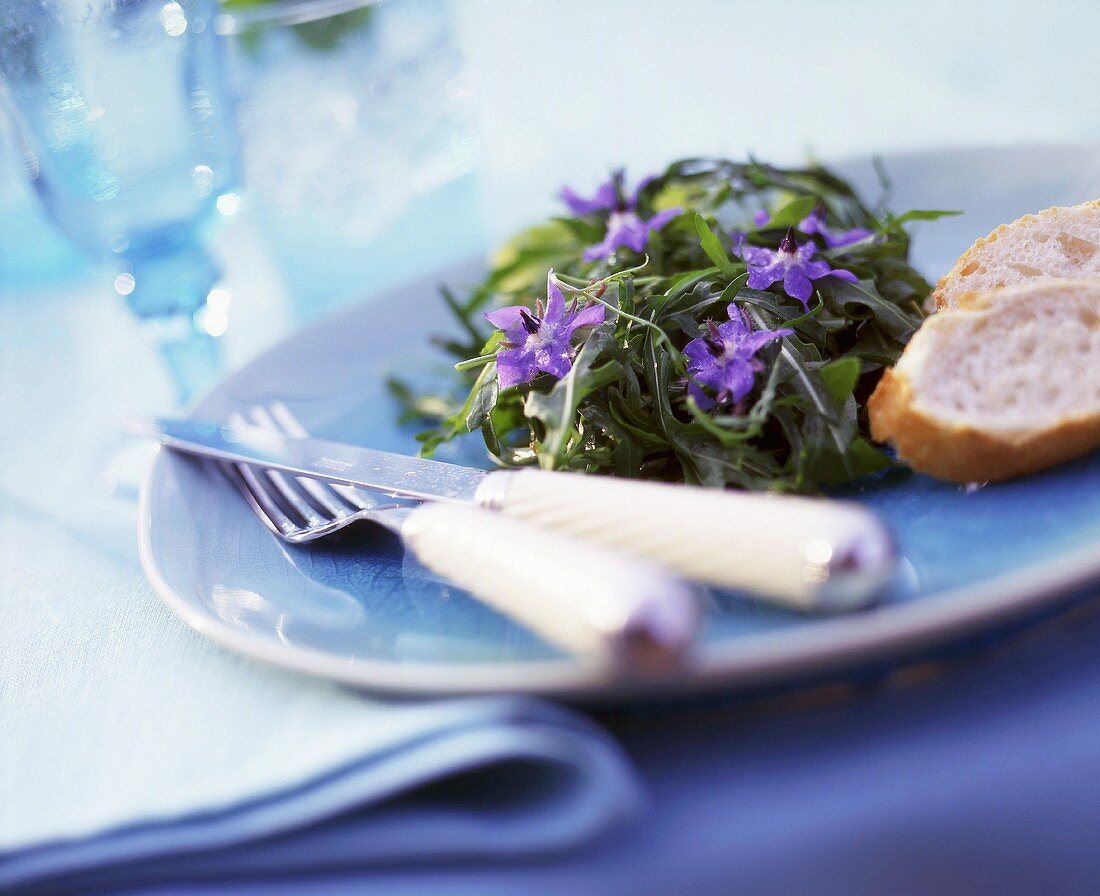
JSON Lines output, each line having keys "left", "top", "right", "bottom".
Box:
{"left": 868, "top": 367, "right": 1100, "bottom": 484}
{"left": 929, "top": 198, "right": 1100, "bottom": 312}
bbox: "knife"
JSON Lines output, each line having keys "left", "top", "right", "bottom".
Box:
{"left": 129, "top": 415, "right": 897, "bottom": 611}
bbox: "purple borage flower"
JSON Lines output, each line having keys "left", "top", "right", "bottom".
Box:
{"left": 741, "top": 227, "right": 859, "bottom": 310}
{"left": 484, "top": 271, "right": 605, "bottom": 389}
{"left": 560, "top": 170, "right": 682, "bottom": 262}
{"left": 740, "top": 203, "right": 872, "bottom": 249}
{"left": 684, "top": 303, "right": 793, "bottom": 411}
{"left": 797, "top": 204, "right": 873, "bottom": 248}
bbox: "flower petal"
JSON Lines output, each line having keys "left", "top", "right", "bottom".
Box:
{"left": 610, "top": 211, "right": 650, "bottom": 252}
{"left": 586, "top": 211, "right": 650, "bottom": 259}
{"left": 826, "top": 227, "right": 873, "bottom": 248}
{"left": 538, "top": 346, "right": 573, "bottom": 380}
{"left": 645, "top": 207, "right": 682, "bottom": 233}
{"left": 722, "top": 304, "right": 752, "bottom": 334}
{"left": 753, "top": 209, "right": 771, "bottom": 228}
{"left": 483, "top": 307, "right": 526, "bottom": 329}
{"left": 749, "top": 257, "right": 786, "bottom": 288}
{"left": 828, "top": 268, "right": 859, "bottom": 283}
{"left": 583, "top": 240, "right": 613, "bottom": 262}
{"left": 719, "top": 359, "right": 756, "bottom": 403}
{"left": 740, "top": 244, "right": 771, "bottom": 266}
{"left": 802, "top": 258, "right": 834, "bottom": 280}
{"left": 565, "top": 302, "right": 605, "bottom": 335}
{"left": 783, "top": 268, "right": 813, "bottom": 306}
{"left": 543, "top": 271, "right": 566, "bottom": 323}
{"left": 495, "top": 348, "right": 538, "bottom": 389}
{"left": 746, "top": 268, "right": 779, "bottom": 291}
{"left": 484, "top": 306, "right": 530, "bottom": 344}
{"left": 741, "top": 328, "right": 792, "bottom": 355}
{"left": 796, "top": 241, "right": 820, "bottom": 263}
{"left": 560, "top": 180, "right": 616, "bottom": 215}
{"left": 798, "top": 206, "right": 828, "bottom": 236}
{"left": 687, "top": 380, "right": 716, "bottom": 410}
{"left": 683, "top": 336, "right": 718, "bottom": 369}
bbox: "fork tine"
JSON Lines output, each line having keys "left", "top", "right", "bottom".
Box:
{"left": 223, "top": 409, "right": 330, "bottom": 530}
{"left": 265, "top": 402, "right": 377, "bottom": 511}
{"left": 224, "top": 463, "right": 302, "bottom": 538}
{"left": 225, "top": 402, "right": 392, "bottom": 543}
{"left": 230, "top": 406, "right": 340, "bottom": 527}
{"left": 329, "top": 482, "right": 376, "bottom": 510}
{"left": 249, "top": 405, "right": 355, "bottom": 517}
{"left": 265, "top": 401, "right": 308, "bottom": 438}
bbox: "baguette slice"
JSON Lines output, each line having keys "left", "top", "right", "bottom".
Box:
{"left": 869, "top": 279, "right": 1100, "bottom": 483}
{"left": 931, "top": 199, "right": 1100, "bottom": 311}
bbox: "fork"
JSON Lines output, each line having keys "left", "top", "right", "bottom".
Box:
{"left": 219, "top": 404, "right": 702, "bottom": 673}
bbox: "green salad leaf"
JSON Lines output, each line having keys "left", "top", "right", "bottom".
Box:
{"left": 392, "top": 157, "right": 953, "bottom": 494}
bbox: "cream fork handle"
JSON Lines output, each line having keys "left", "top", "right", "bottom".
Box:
{"left": 258, "top": 403, "right": 702, "bottom": 671}
{"left": 400, "top": 502, "right": 701, "bottom": 673}
{"left": 474, "top": 470, "right": 896, "bottom": 612}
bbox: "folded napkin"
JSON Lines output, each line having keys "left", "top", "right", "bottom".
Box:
{"left": 0, "top": 503, "right": 642, "bottom": 894}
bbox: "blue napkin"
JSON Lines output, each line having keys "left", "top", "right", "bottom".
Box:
{"left": 0, "top": 503, "right": 642, "bottom": 893}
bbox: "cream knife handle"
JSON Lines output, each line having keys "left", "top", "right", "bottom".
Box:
{"left": 475, "top": 470, "right": 896, "bottom": 612}
{"left": 400, "top": 503, "right": 701, "bottom": 672}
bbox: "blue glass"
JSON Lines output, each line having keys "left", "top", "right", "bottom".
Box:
{"left": 222, "top": 0, "right": 483, "bottom": 318}
{"left": 0, "top": 0, "right": 239, "bottom": 399}
{"left": 0, "top": 110, "right": 90, "bottom": 291}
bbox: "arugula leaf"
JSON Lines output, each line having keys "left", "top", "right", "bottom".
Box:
{"left": 829, "top": 280, "right": 917, "bottom": 341}
{"left": 886, "top": 209, "right": 962, "bottom": 227}
{"left": 395, "top": 156, "right": 941, "bottom": 494}
{"left": 765, "top": 196, "right": 818, "bottom": 229}
{"left": 820, "top": 356, "right": 861, "bottom": 405}
{"left": 692, "top": 214, "right": 739, "bottom": 278}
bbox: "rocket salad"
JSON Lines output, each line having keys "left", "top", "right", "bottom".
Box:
{"left": 393, "top": 158, "right": 956, "bottom": 493}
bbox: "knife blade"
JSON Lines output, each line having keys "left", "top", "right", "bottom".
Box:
{"left": 128, "top": 416, "right": 488, "bottom": 503}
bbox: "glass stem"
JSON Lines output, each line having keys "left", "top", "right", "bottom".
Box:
{"left": 120, "top": 242, "right": 225, "bottom": 405}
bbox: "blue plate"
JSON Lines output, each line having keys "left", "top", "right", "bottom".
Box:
{"left": 140, "top": 145, "right": 1100, "bottom": 699}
